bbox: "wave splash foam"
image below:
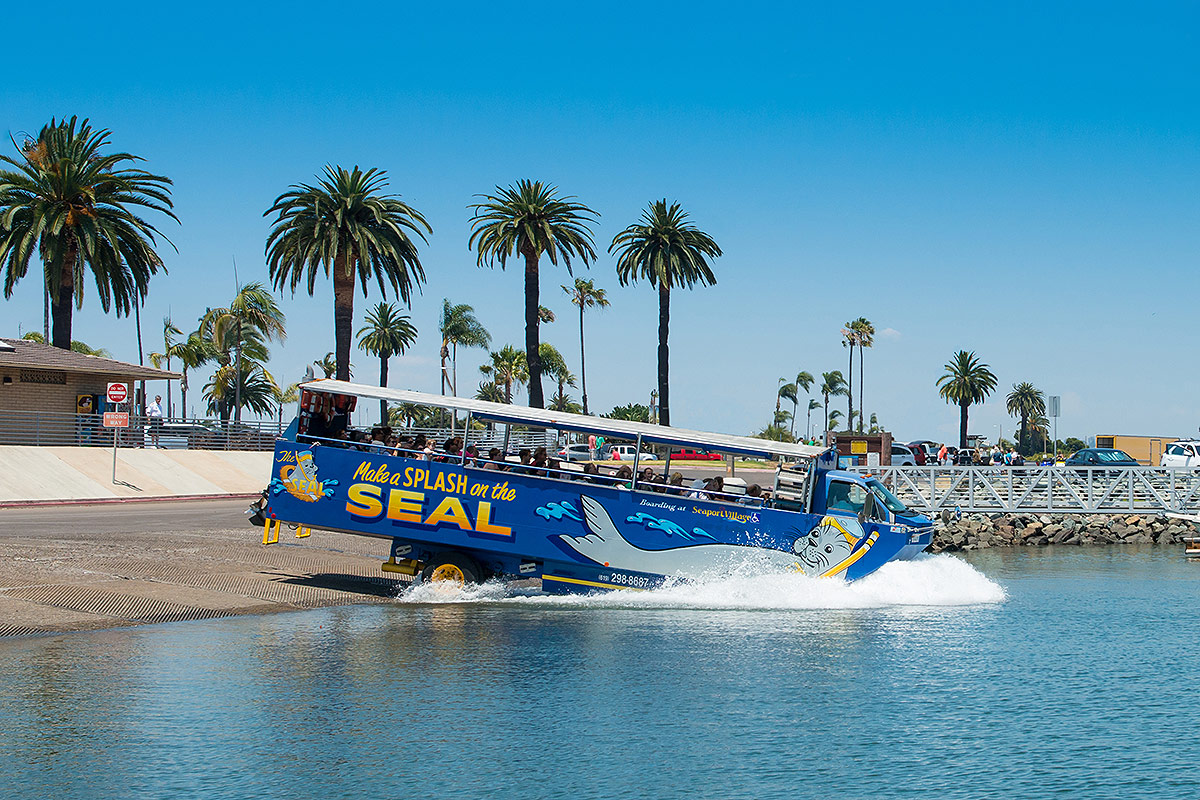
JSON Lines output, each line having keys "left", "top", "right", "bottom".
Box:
{"left": 396, "top": 554, "right": 1006, "bottom": 609}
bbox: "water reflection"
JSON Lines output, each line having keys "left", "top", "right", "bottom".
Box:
{"left": 2, "top": 548, "right": 1198, "bottom": 799}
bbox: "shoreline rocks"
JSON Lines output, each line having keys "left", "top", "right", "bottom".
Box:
{"left": 931, "top": 513, "right": 1192, "bottom": 552}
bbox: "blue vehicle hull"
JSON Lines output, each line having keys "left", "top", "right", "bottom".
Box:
{"left": 262, "top": 441, "right": 931, "bottom": 592}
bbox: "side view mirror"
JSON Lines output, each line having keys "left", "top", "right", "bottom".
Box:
{"left": 940, "top": 508, "right": 952, "bottom": 525}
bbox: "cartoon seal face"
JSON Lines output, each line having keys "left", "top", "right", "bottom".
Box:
{"left": 793, "top": 516, "right": 862, "bottom": 576}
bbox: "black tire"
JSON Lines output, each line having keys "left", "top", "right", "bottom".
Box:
{"left": 417, "top": 551, "right": 483, "bottom": 587}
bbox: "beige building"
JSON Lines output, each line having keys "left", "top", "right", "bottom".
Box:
{"left": 0, "top": 337, "right": 179, "bottom": 445}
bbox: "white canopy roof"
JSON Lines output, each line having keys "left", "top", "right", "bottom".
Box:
{"left": 303, "top": 380, "right": 827, "bottom": 461}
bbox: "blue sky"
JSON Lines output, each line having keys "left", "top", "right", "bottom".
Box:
{"left": 3, "top": 1, "right": 1199, "bottom": 443}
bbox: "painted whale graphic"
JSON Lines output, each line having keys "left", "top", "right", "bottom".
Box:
{"left": 558, "top": 496, "right": 805, "bottom": 579}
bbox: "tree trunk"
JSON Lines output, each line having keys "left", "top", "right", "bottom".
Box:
{"left": 959, "top": 401, "right": 969, "bottom": 449}
{"left": 1019, "top": 413, "right": 1028, "bottom": 455}
{"left": 523, "top": 246, "right": 544, "bottom": 408}
{"left": 858, "top": 344, "right": 865, "bottom": 433}
{"left": 43, "top": 284, "right": 49, "bottom": 342}
{"left": 233, "top": 318, "right": 243, "bottom": 423}
{"left": 657, "top": 283, "right": 671, "bottom": 426}
{"left": 452, "top": 343, "right": 458, "bottom": 396}
{"left": 823, "top": 396, "right": 829, "bottom": 438}
{"left": 440, "top": 338, "right": 448, "bottom": 396}
{"left": 181, "top": 370, "right": 188, "bottom": 421}
{"left": 847, "top": 345, "right": 854, "bottom": 438}
{"left": 579, "top": 304, "right": 589, "bottom": 415}
{"left": 380, "top": 351, "right": 390, "bottom": 424}
{"left": 332, "top": 252, "right": 354, "bottom": 382}
{"left": 790, "top": 400, "right": 798, "bottom": 437}
{"left": 50, "top": 241, "right": 77, "bottom": 350}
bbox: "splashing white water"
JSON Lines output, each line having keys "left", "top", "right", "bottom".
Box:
{"left": 396, "top": 554, "right": 1005, "bottom": 609}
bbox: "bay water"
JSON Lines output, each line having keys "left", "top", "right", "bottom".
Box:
{"left": 2, "top": 546, "right": 1198, "bottom": 799}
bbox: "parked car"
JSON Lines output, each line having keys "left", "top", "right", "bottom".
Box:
{"left": 556, "top": 443, "right": 594, "bottom": 462}
{"left": 1161, "top": 440, "right": 1200, "bottom": 469}
{"left": 607, "top": 444, "right": 658, "bottom": 461}
{"left": 908, "top": 440, "right": 940, "bottom": 465}
{"left": 1064, "top": 448, "right": 1139, "bottom": 474}
{"left": 954, "top": 448, "right": 975, "bottom": 466}
{"left": 891, "top": 443, "right": 917, "bottom": 466}
{"left": 669, "top": 448, "right": 723, "bottom": 461}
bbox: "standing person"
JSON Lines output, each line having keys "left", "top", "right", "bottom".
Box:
{"left": 589, "top": 433, "right": 598, "bottom": 460}
{"left": 146, "top": 394, "right": 163, "bottom": 447}
{"left": 937, "top": 443, "right": 948, "bottom": 465}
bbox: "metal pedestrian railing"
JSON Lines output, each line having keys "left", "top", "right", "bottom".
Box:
{"left": 0, "top": 411, "right": 559, "bottom": 453}
{"left": 0, "top": 410, "right": 284, "bottom": 451}
{"left": 851, "top": 465, "right": 1200, "bottom": 514}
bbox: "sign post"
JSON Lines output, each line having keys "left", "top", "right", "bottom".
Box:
{"left": 106, "top": 383, "right": 130, "bottom": 484}
{"left": 1048, "top": 395, "right": 1061, "bottom": 460}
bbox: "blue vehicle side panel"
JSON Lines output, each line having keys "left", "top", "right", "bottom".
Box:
{"left": 263, "top": 441, "right": 930, "bottom": 590}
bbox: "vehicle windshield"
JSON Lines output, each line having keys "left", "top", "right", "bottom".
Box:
{"left": 1095, "top": 450, "right": 1136, "bottom": 462}
{"left": 866, "top": 478, "right": 909, "bottom": 514}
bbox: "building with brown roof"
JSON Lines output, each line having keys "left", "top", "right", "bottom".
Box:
{"left": 0, "top": 336, "right": 179, "bottom": 420}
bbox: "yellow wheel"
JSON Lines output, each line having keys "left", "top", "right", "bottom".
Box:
{"left": 428, "top": 563, "right": 466, "bottom": 586}
{"left": 418, "top": 552, "right": 482, "bottom": 586}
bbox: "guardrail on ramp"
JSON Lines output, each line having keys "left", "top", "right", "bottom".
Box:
{"left": 850, "top": 465, "right": 1200, "bottom": 514}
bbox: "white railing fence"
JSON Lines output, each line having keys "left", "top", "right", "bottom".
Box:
{"left": 852, "top": 465, "right": 1200, "bottom": 514}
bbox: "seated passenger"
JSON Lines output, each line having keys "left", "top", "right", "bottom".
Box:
{"left": 532, "top": 447, "right": 548, "bottom": 469}
{"left": 740, "top": 484, "right": 764, "bottom": 504}
{"left": 666, "top": 472, "right": 685, "bottom": 495}
{"left": 614, "top": 465, "right": 634, "bottom": 489}
{"left": 463, "top": 444, "right": 480, "bottom": 466}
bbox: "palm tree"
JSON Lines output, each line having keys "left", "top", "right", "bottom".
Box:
{"left": 148, "top": 316, "right": 182, "bottom": 417}
{"left": 0, "top": 116, "right": 177, "bottom": 349}
{"left": 806, "top": 399, "right": 820, "bottom": 440}
{"left": 791, "top": 371, "right": 814, "bottom": 438}
{"left": 275, "top": 382, "right": 300, "bottom": 426}
{"left": 204, "top": 363, "right": 279, "bottom": 422}
{"left": 438, "top": 300, "right": 491, "bottom": 397}
{"left": 538, "top": 306, "right": 556, "bottom": 324}
{"left": 827, "top": 409, "right": 844, "bottom": 431}
{"left": 868, "top": 412, "right": 881, "bottom": 434}
{"left": 562, "top": 277, "right": 609, "bottom": 414}
{"left": 479, "top": 344, "right": 529, "bottom": 403}
{"left": 474, "top": 381, "right": 507, "bottom": 404}
{"left": 469, "top": 179, "right": 598, "bottom": 409}
{"left": 840, "top": 323, "right": 858, "bottom": 435}
{"left": 937, "top": 350, "right": 998, "bottom": 448}
{"left": 357, "top": 302, "right": 418, "bottom": 422}
{"left": 171, "top": 331, "right": 216, "bottom": 419}
{"left": 314, "top": 352, "right": 339, "bottom": 379}
{"left": 202, "top": 283, "right": 287, "bottom": 422}
{"left": 265, "top": 165, "right": 430, "bottom": 382}
{"left": 820, "top": 371, "right": 848, "bottom": 439}
{"left": 610, "top": 200, "right": 722, "bottom": 427}
{"left": 539, "top": 342, "right": 576, "bottom": 403}
{"left": 777, "top": 380, "right": 797, "bottom": 430}
{"left": 1006, "top": 382, "right": 1046, "bottom": 455}
{"left": 850, "top": 318, "right": 875, "bottom": 432}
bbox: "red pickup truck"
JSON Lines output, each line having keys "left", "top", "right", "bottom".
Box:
{"left": 669, "top": 448, "right": 723, "bottom": 461}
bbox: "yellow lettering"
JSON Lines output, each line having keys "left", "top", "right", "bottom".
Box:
{"left": 390, "top": 472, "right": 403, "bottom": 486}
{"left": 375, "top": 464, "right": 390, "bottom": 484}
{"left": 353, "top": 462, "right": 372, "bottom": 481}
{"left": 475, "top": 501, "right": 512, "bottom": 537}
{"left": 456, "top": 474, "right": 468, "bottom": 494}
{"left": 432, "top": 472, "right": 446, "bottom": 493}
{"left": 423, "top": 496, "right": 472, "bottom": 530}
{"left": 346, "top": 483, "right": 383, "bottom": 519}
{"left": 387, "top": 489, "right": 424, "bottom": 523}
{"left": 404, "top": 466, "right": 416, "bottom": 487}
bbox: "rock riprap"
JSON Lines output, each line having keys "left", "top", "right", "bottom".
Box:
{"left": 932, "top": 513, "right": 1192, "bottom": 552}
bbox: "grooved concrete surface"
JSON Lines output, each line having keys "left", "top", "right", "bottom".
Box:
{"left": 0, "top": 499, "right": 405, "bottom": 636}
{"left": 0, "top": 446, "right": 273, "bottom": 502}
